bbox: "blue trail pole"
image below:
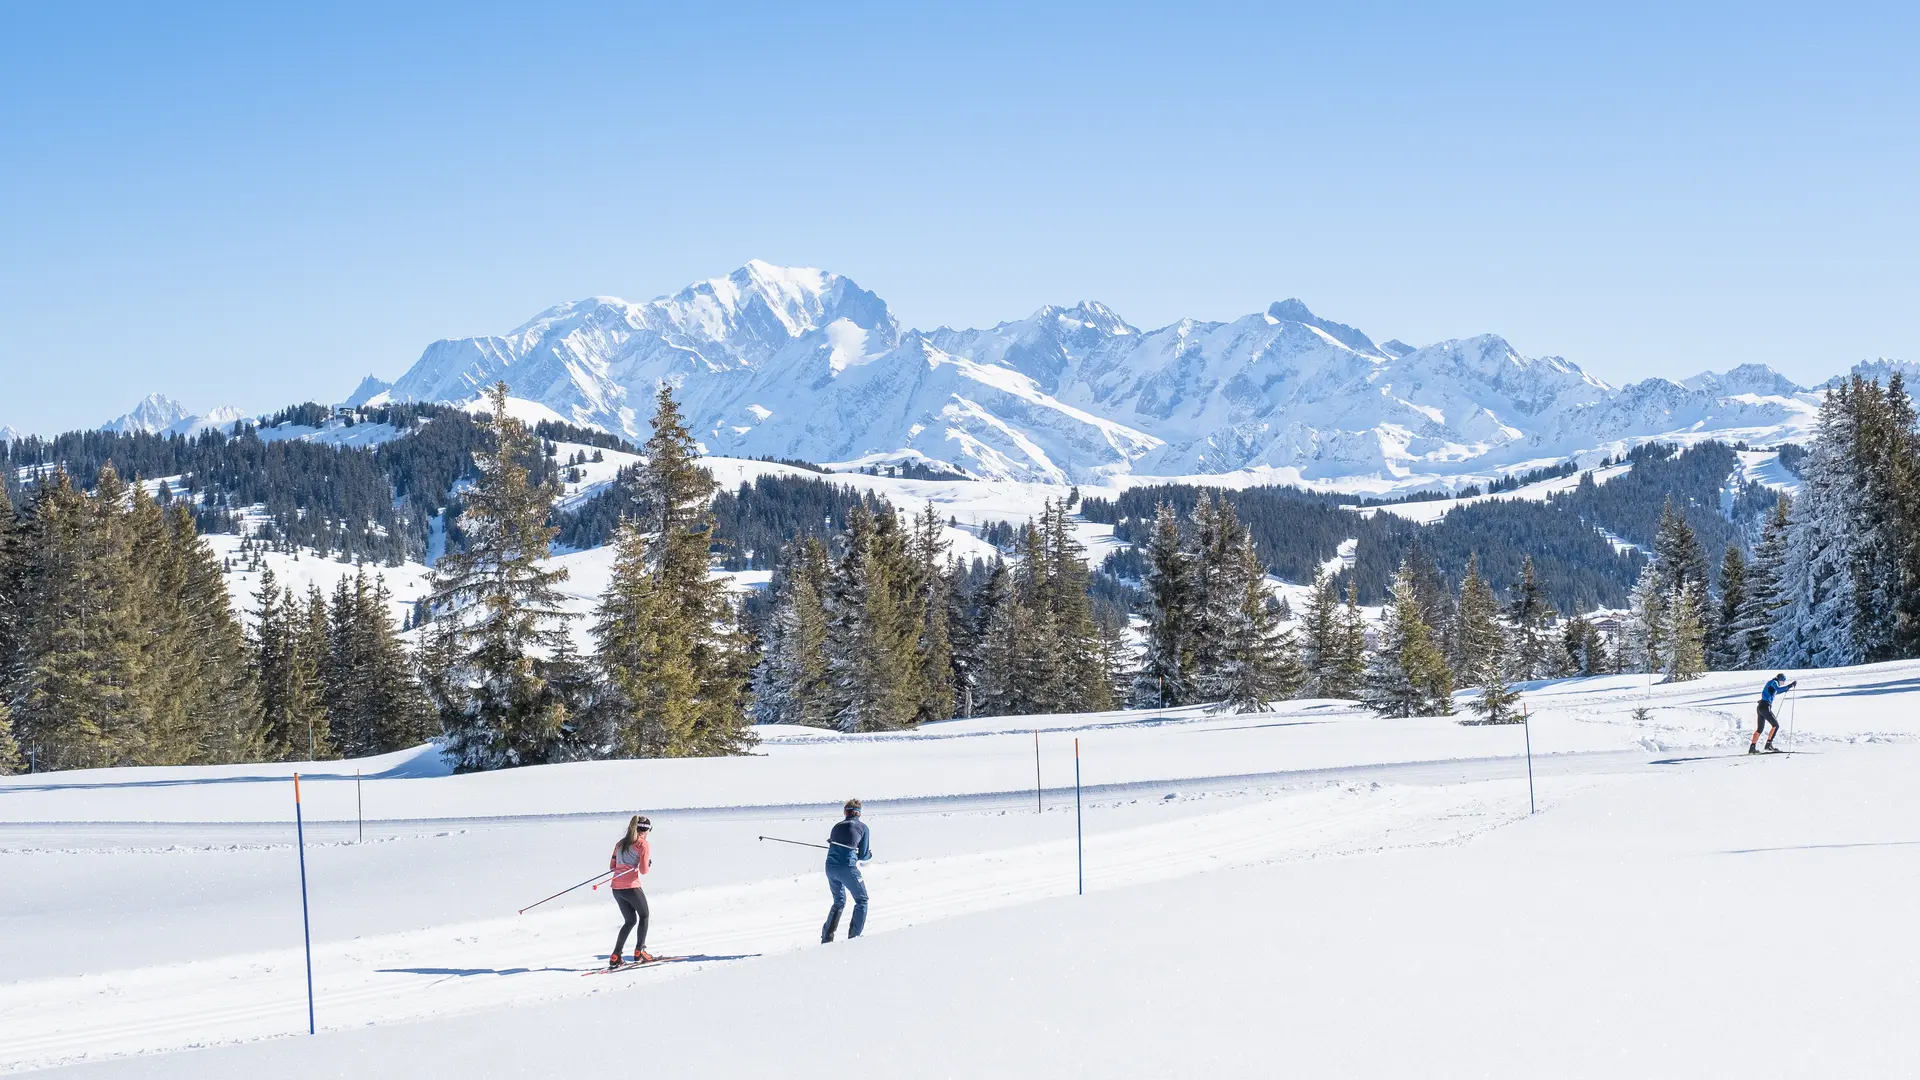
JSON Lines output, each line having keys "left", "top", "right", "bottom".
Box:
{"left": 294, "top": 773, "right": 315, "bottom": 1035}
{"left": 1074, "top": 738, "right": 1083, "bottom": 896}
{"left": 1523, "top": 705, "right": 1535, "bottom": 815}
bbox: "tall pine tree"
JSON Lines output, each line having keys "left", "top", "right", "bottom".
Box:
{"left": 428, "top": 382, "right": 578, "bottom": 771}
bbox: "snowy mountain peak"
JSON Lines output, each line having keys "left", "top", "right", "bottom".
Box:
{"left": 343, "top": 375, "right": 394, "bottom": 408}
{"left": 1264, "top": 299, "right": 1382, "bottom": 356}
{"left": 1682, "top": 363, "right": 1804, "bottom": 397}
{"left": 102, "top": 395, "right": 244, "bottom": 438}
{"left": 663, "top": 261, "right": 897, "bottom": 346}
{"left": 372, "top": 263, "right": 1835, "bottom": 484}
{"left": 0, "top": 424, "right": 23, "bottom": 445}
{"left": 104, "top": 394, "right": 195, "bottom": 434}
{"left": 1842, "top": 358, "right": 1920, "bottom": 390}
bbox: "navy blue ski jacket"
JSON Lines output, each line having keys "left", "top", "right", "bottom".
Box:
{"left": 826, "top": 818, "right": 872, "bottom": 867}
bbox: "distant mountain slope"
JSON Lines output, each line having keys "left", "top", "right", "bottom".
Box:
{"left": 372, "top": 262, "right": 1828, "bottom": 484}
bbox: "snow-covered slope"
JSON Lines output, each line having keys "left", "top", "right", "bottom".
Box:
{"left": 372, "top": 262, "right": 1836, "bottom": 485}
{"left": 8, "top": 661, "right": 1920, "bottom": 1076}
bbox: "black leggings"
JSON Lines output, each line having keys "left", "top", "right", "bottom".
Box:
{"left": 1756, "top": 701, "right": 1779, "bottom": 734}
{"left": 612, "top": 887, "right": 649, "bottom": 956}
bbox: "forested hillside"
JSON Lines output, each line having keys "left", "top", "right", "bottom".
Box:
{"left": 1085, "top": 442, "right": 1782, "bottom": 612}
{"left": 0, "top": 403, "right": 630, "bottom": 566}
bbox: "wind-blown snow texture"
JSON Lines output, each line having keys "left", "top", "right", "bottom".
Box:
{"left": 374, "top": 261, "right": 1840, "bottom": 484}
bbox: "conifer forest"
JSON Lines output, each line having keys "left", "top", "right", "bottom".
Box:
{"left": 3, "top": 373, "right": 1910, "bottom": 774}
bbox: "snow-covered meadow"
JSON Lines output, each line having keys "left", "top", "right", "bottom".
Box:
{"left": 6, "top": 661, "right": 1920, "bottom": 1077}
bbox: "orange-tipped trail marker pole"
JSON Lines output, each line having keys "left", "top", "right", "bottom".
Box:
{"left": 293, "top": 772, "right": 315, "bottom": 1035}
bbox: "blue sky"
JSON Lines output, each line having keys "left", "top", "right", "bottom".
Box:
{"left": 2, "top": 2, "right": 1915, "bottom": 433}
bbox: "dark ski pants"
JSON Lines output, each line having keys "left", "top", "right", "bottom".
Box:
{"left": 1754, "top": 701, "right": 1779, "bottom": 743}
{"left": 612, "top": 887, "right": 649, "bottom": 956}
{"left": 822, "top": 862, "right": 868, "bottom": 942}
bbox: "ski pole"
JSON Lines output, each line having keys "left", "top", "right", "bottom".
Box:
{"left": 518, "top": 870, "right": 618, "bottom": 915}
{"left": 758, "top": 836, "right": 829, "bottom": 850}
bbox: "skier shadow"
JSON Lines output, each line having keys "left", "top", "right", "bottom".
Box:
{"left": 377, "top": 965, "right": 582, "bottom": 977}
{"left": 379, "top": 954, "right": 759, "bottom": 979}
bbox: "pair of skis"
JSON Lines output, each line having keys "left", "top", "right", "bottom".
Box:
{"left": 581, "top": 954, "right": 688, "bottom": 976}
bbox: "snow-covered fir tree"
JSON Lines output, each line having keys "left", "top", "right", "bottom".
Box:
{"left": 750, "top": 537, "right": 833, "bottom": 728}
{"left": 595, "top": 385, "right": 752, "bottom": 757}
{"left": 1322, "top": 581, "right": 1370, "bottom": 700}
{"left": 1773, "top": 383, "right": 1863, "bottom": 668}
{"left": 1663, "top": 580, "right": 1708, "bottom": 682}
{"left": 1211, "top": 526, "right": 1304, "bottom": 712}
{"left": 1506, "top": 556, "right": 1559, "bottom": 681}
{"left": 1133, "top": 503, "right": 1194, "bottom": 707}
{"left": 427, "top": 382, "right": 579, "bottom": 772}
{"left": 1620, "top": 563, "right": 1665, "bottom": 675}
{"left": 1299, "top": 568, "right": 1343, "bottom": 696}
{"left": 1560, "top": 614, "right": 1610, "bottom": 676}
{"left": 1732, "top": 497, "right": 1789, "bottom": 668}
{"left": 1708, "top": 546, "right": 1748, "bottom": 670}
{"left": 1363, "top": 562, "right": 1453, "bottom": 718}
{"left": 248, "top": 569, "right": 327, "bottom": 760}
{"left": 1452, "top": 555, "right": 1504, "bottom": 689}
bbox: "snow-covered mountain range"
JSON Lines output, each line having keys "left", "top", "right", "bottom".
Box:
{"left": 370, "top": 261, "right": 1837, "bottom": 485}
{"left": 37, "top": 262, "right": 1900, "bottom": 490}
{"left": 100, "top": 394, "right": 245, "bottom": 439}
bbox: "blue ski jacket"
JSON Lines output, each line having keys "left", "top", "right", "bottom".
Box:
{"left": 1761, "top": 677, "right": 1795, "bottom": 704}
{"left": 826, "top": 818, "right": 872, "bottom": 867}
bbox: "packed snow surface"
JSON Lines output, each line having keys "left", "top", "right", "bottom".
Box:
{"left": 6, "top": 662, "right": 1920, "bottom": 1077}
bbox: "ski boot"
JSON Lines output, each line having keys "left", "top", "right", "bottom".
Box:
{"left": 633, "top": 949, "right": 657, "bottom": 965}
{"left": 1747, "top": 745, "right": 1760, "bottom": 754}
{"left": 608, "top": 954, "right": 625, "bottom": 970}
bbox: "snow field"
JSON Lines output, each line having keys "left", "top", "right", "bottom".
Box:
{"left": 30, "top": 734, "right": 1920, "bottom": 1078}
{"left": 0, "top": 775, "right": 1542, "bottom": 1071}
{"left": 6, "top": 661, "right": 1919, "bottom": 1076}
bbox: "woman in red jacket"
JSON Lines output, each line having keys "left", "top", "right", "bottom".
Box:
{"left": 608, "top": 815, "right": 654, "bottom": 968}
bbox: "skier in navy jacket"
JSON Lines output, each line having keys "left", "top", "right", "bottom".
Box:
{"left": 821, "top": 798, "right": 873, "bottom": 943}
{"left": 1750, "top": 673, "right": 1796, "bottom": 753}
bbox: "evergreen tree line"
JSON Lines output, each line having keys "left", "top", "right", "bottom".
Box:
{"left": 247, "top": 565, "right": 437, "bottom": 762}
{"left": 1085, "top": 441, "right": 1781, "bottom": 614}
{"left": 1124, "top": 489, "right": 1622, "bottom": 722}
{"left": 752, "top": 498, "right": 1125, "bottom": 730}
{"left": 0, "top": 462, "right": 444, "bottom": 774}
{"left": 1758, "top": 374, "right": 1920, "bottom": 669}
{"left": 555, "top": 469, "right": 884, "bottom": 571}
{"left": 422, "top": 384, "right": 757, "bottom": 771}
{"left": 1, "top": 402, "right": 629, "bottom": 569}
{"left": 0, "top": 467, "right": 256, "bottom": 771}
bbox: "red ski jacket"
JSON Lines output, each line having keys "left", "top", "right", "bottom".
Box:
{"left": 609, "top": 836, "right": 651, "bottom": 889}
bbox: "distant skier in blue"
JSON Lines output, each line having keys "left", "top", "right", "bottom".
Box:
{"left": 821, "top": 798, "right": 873, "bottom": 943}
{"left": 1749, "top": 673, "right": 1797, "bottom": 754}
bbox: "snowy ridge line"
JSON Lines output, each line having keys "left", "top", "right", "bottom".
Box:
{"left": 0, "top": 748, "right": 1660, "bottom": 834}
